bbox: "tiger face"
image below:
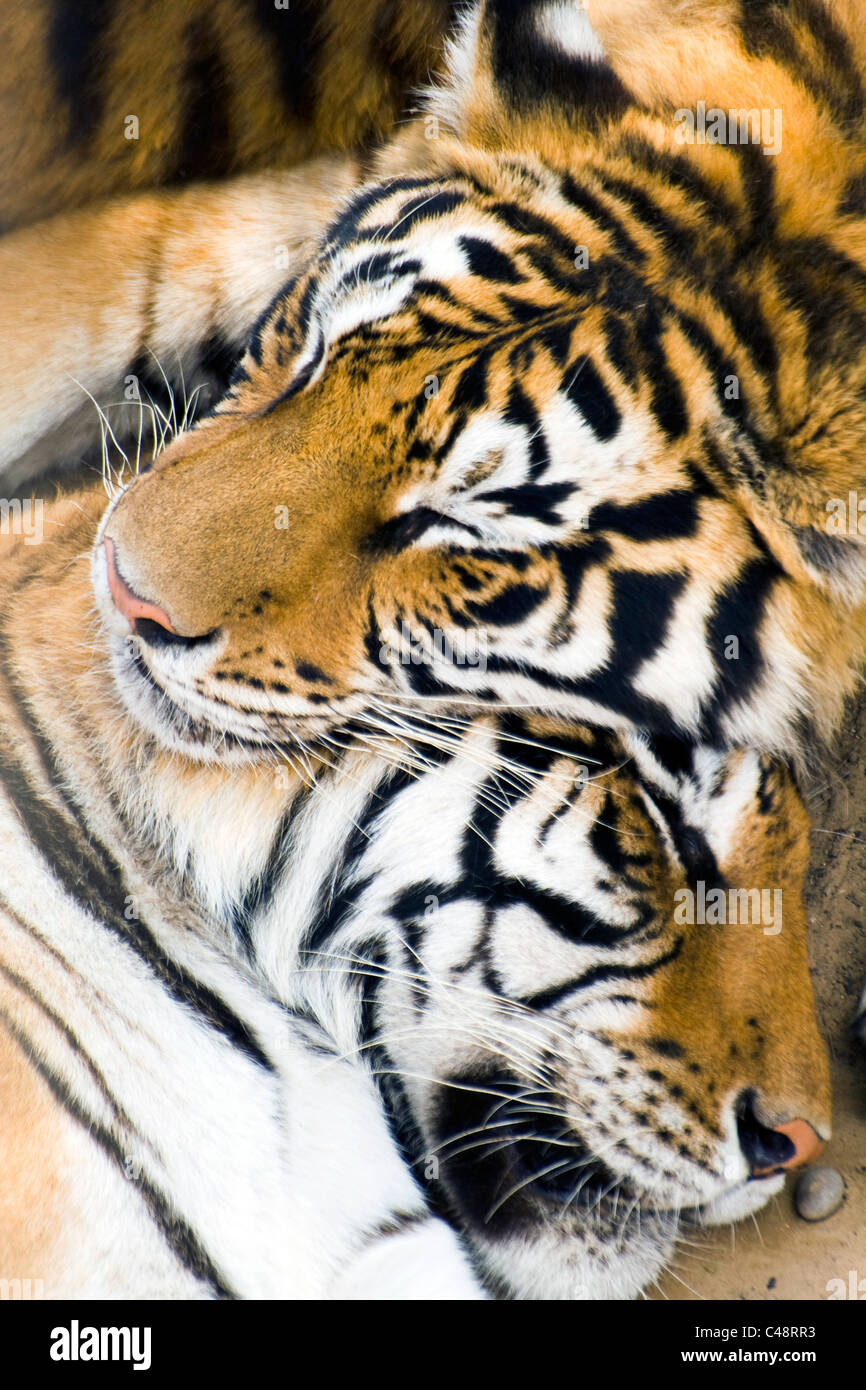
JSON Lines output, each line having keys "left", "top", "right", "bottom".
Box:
{"left": 279, "top": 715, "right": 830, "bottom": 1299}
{"left": 95, "top": 153, "right": 864, "bottom": 772}
{"left": 92, "top": 0, "right": 866, "bottom": 771}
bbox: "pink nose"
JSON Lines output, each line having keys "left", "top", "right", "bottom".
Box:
{"left": 104, "top": 538, "right": 176, "bottom": 633}
{"left": 752, "top": 1119, "right": 826, "bottom": 1178}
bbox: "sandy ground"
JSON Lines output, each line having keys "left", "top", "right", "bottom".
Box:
{"left": 652, "top": 699, "right": 866, "bottom": 1302}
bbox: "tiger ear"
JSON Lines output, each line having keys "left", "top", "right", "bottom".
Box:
{"left": 576, "top": 0, "right": 866, "bottom": 604}
{"left": 581, "top": 0, "right": 866, "bottom": 240}
{"left": 750, "top": 455, "right": 866, "bottom": 602}
{"left": 790, "top": 525, "right": 866, "bottom": 604}
{"left": 423, "top": 1, "right": 631, "bottom": 149}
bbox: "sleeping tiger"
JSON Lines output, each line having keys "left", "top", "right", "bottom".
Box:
{"left": 0, "top": 0, "right": 863, "bottom": 1299}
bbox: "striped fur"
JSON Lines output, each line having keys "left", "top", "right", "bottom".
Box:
{"left": 0, "top": 0, "right": 458, "bottom": 232}
{"left": 0, "top": 0, "right": 863, "bottom": 1298}
{"left": 0, "top": 492, "right": 830, "bottom": 1296}
{"left": 0, "top": 528, "right": 483, "bottom": 1296}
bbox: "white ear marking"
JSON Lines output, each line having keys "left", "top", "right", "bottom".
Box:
{"left": 534, "top": 2, "right": 607, "bottom": 63}
{"left": 424, "top": 3, "right": 484, "bottom": 137}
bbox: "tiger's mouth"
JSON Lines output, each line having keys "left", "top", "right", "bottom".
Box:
{"left": 93, "top": 540, "right": 339, "bottom": 759}
{"left": 427, "top": 1110, "right": 789, "bottom": 1301}
{"left": 421, "top": 1066, "right": 792, "bottom": 1280}
{"left": 114, "top": 632, "right": 345, "bottom": 762}
{"left": 124, "top": 641, "right": 272, "bottom": 754}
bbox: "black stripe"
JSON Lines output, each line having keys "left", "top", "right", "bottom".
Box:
{"left": 363, "top": 597, "right": 391, "bottom": 672}
{"left": 0, "top": 735, "right": 275, "bottom": 1072}
{"left": 617, "top": 134, "right": 739, "bottom": 233}
{"left": 396, "top": 190, "right": 467, "bottom": 232}
{"left": 839, "top": 170, "right": 866, "bottom": 217}
{"left": 479, "top": 566, "right": 690, "bottom": 734}
{"left": 413, "top": 278, "right": 502, "bottom": 327}
{"left": 540, "top": 319, "right": 574, "bottom": 367}
{"left": 460, "top": 581, "right": 549, "bottom": 626}
{"left": 774, "top": 236, "right": 866, "bottom": 366}
{"left": 459, "top": 235, "right": 523, "bottom": 284}
{"left": 0, "top": 1009, "right": 235, "bottom": 1298}
{"left": 486, "top": 0, "right": 632, "bottom": 123}
{"left": 489, "top": 200, "right": 582, "bottom": 267}
{"left": 228, "top": 804, "right": 297, "bottom": 957}
{"left": 588, "top": 490, "right": 699, "bottom": 543}
{"left": 302, "top": 764, "right": 420, "bottom": 956}
{"left": 498, "top": 880, "right": 640, "bottom": 947}
{"left": 588, "top": 566, "right": 688, "bottom": 701}
{"left": 674, "top": 308, "right": 745, "bottom": 420}
{"left": 559, "top": 173, "right": 647, "bottom": 265}
{"left": 336, "top": 252, "right": 421, "bottom": 294}
{"left": 521, "top": 937, "right": 684, "bottom": 1010}
{"left": 48, "top": 0, "right": 112, "bottom": 146}
{"left": 734, "top": 142, "right": 778, "bottom": 244}
{"left": 0, "top": 635, "right": 275, "bottom": 1074}
{"left": 564, "top": 354, "right": 621, "bottom": 440}
{"left": 325, "top": 176, "right": 483, "bottom": 253}
{"left": 740, "top": 0, "right": 864, "bottom": 127}
{"left": 709, "top": 271, "right": 778, "bottom": 381}
{"left": 0, "top": 949, "right": 136, "bottom": 1137}
{"left": 592, "top": 170, "right": 699, "bottom": 261}
{"left": 641, "top": 785, "right": 722, "bottom": 884}
{"left": 610, "top": 292, "right": 688, "bottom": 440}
{"left": 170, "top": 20, "right": 233, "bottom": 184}
{"left": 451, "top": 351, "right": 490, "bottom": 411}
{"left": 703, "top": 556, "right": 781, "bottom": 733}
{"left": 472, "top": 481, "right": 573, "bottom": 526}
{"left": 504, "top": 380, "right": 549, "bottom": 476}
{"left": 248, "top": 0, "right": 318, "bottom": 118}
{"left": 552, "top": 534, "right": 611, "bottom": 619}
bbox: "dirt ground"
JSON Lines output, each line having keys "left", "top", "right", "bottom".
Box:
{"left": 652, "top": 698, "right": 866, "bottom": 1302}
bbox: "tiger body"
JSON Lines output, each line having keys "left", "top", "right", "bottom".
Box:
{"left": 0, "top": 0, "right": 864, "bottom": 1299}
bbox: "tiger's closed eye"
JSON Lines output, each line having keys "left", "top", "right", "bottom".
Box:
{"left": 365, "top": 507, "right": 480, "bottom": 553}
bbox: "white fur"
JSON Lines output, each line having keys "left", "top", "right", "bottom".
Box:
{"left": 534, "top": 2, "right": 607, "bottom": 63}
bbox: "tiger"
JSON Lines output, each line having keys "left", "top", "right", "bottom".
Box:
{"left": 0, "top": 485, "right": 830, "bottom": 1297}
{"left": 0, "top": 0, "right": 863, "bottom": 1298}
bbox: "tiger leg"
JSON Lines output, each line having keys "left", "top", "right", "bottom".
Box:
{"left": 0, "top": 155, "right": 359, "bottom": 489}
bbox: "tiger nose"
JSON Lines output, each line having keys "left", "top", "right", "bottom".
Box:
{"left": 737, "top": 1097, "right": 826, "bottom": 1178}
{"left": 104, "top": 537, "right": 177, "bottom": 635}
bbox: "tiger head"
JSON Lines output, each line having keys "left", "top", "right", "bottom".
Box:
{"left": 94, "top": 0, "right": 866, "bottom": 767}
{"left": 283, "top": 715, "right": 831, "bottom": 1300}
